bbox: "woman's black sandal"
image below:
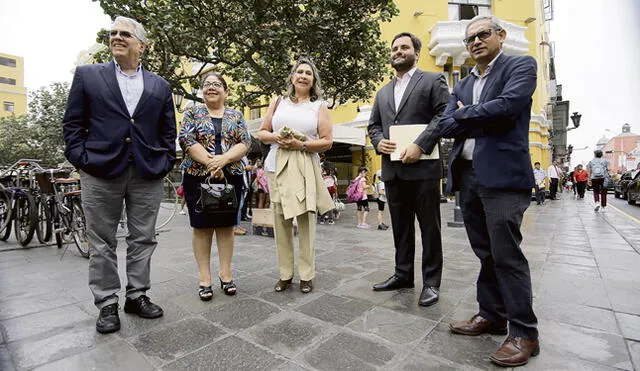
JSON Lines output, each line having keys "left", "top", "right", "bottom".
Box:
{"left": 274, "top": 278, "right": 293, "bottom": 292}
{"left": 198, "top": 285, "right": 213, "bottom": 301}
{"left": 300, "top": 280, "right": 313, "bottom": 294}
{"left": 219, "top": 277, "right": 237, "bottom": 296}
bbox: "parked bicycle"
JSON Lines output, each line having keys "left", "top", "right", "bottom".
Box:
{"left": 35, "top": 168, "right": 89, "bottom": 258}
{"left": 0, "top": 160, "right": 41, "bottom": 246}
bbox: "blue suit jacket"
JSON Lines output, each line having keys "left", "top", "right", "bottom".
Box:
{"left": 440, "top": 53, "right": 537, "bottom": 193}
{"left": 63, "top": 61, "right": 177, "bottom": 180}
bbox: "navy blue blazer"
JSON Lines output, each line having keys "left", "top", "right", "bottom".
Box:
{"left": 440, "top": 53, "right": 537, "bottom": 193}
{"left": 63, "top": 61, "right": 177, "bottom": 180}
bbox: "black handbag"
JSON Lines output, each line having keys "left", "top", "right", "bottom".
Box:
{"left": 195, "top": 176, "right": 238, "bottom": 214}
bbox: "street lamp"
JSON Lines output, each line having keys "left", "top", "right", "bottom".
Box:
{"left": 570, "top": 112, "right": 581, "bottom": 129}
{"left": 173, "top": 88, "right": 199, "bottom": 113}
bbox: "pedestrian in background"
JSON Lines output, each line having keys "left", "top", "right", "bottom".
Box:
{"left": 439, "top": 15, "right": 540, "bottom": 366}
{"left": 256, "top": 57, "right": 334, "bottom": 294}
{"left": 547, "top": 160, "right": 562, "bottom": 200}
{"left": 255, "top": 160, "right": 270, "bottom": 209}
{"left": 62, "top": 16, "right": 176, "bottom": 334}
{"left": 573, "top": 164, "right": 589, "bottom": 199}
{"left": 354, "top": 166, "right": 371, "bottom": 229}
{"left": 587, "top": 149, "right": 610, "bottom": 212}
{"left": 373, "top": 169, "right": 389, "bottom": 230}
{"left": 179, "top": 72, "right": 251, "bottom": 300}
{"left": 532, "top": 162, "right": 546, "bottom": 205}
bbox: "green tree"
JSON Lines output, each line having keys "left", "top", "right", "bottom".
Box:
{"left": 95, "top": 0, "right": 398, "bottom": 108}
{"left": 0, "top": 82, "right": 70, "bottom": 168}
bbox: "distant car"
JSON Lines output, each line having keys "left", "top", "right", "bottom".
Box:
{"left": 626, "top": 171, "right": 640, "bottom": 205}
{"left": 615, "top": 170, "right": 639, "bottom": 199}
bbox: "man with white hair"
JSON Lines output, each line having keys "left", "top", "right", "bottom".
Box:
{"left": 439, "top": 15, "right": 540, "bottom": 366}
{"left": 63, "top": 16, "right": 177, "bottom": 334}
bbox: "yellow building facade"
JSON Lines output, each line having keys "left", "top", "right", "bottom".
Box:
{"left": 327, "top": 0, "right": 554, "bottom": 178}
{"left": 0, "top": 53, "right": 27, "bottom": 118}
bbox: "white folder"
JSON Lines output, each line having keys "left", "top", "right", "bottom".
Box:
{"left": 389, "top": 124, "right": 439, "bottom": 161}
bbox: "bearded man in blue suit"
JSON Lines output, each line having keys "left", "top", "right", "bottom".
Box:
{"left": 440, "top": 15, "right": 539, "bottom": 367}
{"left": 63, "top": 16, "right": 176, "bottom": 334}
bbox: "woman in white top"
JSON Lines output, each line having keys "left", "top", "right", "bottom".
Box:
{"left": 256, "top": 58, "right": 333, "bottom": 294}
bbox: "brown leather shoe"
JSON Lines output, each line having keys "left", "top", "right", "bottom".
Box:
{"left": 490, "top": 336, "right": 540, "bottom": 367}
{"left": 449, "top": 314, "right": 507, "bottom": 336}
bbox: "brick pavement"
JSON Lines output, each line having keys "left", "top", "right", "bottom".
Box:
{"left": 0, "top": 194, "right": 639, "bottom": 370}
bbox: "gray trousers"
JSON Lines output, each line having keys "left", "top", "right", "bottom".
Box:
{"left": 81, "top": 166, "right": 163, "bottom": 309}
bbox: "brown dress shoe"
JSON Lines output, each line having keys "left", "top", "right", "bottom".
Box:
{"left": 449, "top": 314, "right": 507, "bottom": 336}
{"left": 490, "top": 336, "right": 539, "bottom": 367}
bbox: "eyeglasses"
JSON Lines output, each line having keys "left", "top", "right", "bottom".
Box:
{"left": 463, "top": 28, "right": 499, "bottom": 46}
{"left": 202, "top": 81, "right": 224, "bottom": 89}
{"left": 109, "top": 30, "right": 136, "bottom": 39}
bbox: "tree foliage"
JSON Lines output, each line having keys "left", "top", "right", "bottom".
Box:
{"left": 0, "top": 82, "right": 70, "bottom": 168}
{"left": 95, "top": 0, "right": 398, "bottom": 108}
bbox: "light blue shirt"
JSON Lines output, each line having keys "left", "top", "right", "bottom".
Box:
{"left": 114, "top": 60, "right": 144, "bottom": 117}
{"left": 461, "top": 51, "right": 503, "bottom": 160}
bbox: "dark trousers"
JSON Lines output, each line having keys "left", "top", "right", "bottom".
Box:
{"left": 242, "top": 185, "right": 253, "bottom": 218}
{"left": 385, "top": 178, "right": 442, "bottom": 287}
{"left": 534, "top": 185, "right": 545, "bottom": 204}
{"left": 591, "top": 178, "right": 607, "bottom": 206}
{"left": 576, "top": 181, "right": 587, "bottom": 198}
{"left": 459, "top": 166, "right": 538, "bottom": 340}
{"left": 549, "top": 177, "right": 559, "bottom": 199}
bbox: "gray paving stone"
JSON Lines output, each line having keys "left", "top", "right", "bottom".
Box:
{"left": 604, "top": 280, "right": 640, "bottom": 315}
{"left": 6, "top": 319, "right": 115, "bottom": 370}
{"left": 539, "top": 319, "right": 633, "bottom": 370}
{"left": 520, "top": 347, "right": 622, "bottom": 371}
{"left": 347, "top": 306, "right": 437, "bottom": 344}
{"left": 243, "top": 311, "right": 329, "bottom": 358}
{"left": 31, "top": 339, "right": 153, "bottom": 371}
{"left": 381, "top": 281, "right": 473, "bottom": 322}
{"left": 201, "top": 297, "right": 280, "bottom": 331}
{"left": 303, "top": 332, "right": 395, "bottom": 371}
{"left": 333, "top": 278, "right": 399, "bottom": 305}
{"left": 628, "top": 340, "right": 640, "bottom": 371}
{"left": 163, "top": 335, "right": 284, "bottom": 371}
{"left": 1, "top": 304, "right": 92, "bottom": 343}
{"left": 537, "top": 271, "right": 611, "bottom": 309}
{"left": 297, "top": 294, "right": 372, "bottom": 326}
{"left": 0, "top": 345, "right": 16, "bottom": 371}
{"left": 0, "top": 295, "right": 75, "bottom": 321}
{"left": 395, "top": 353, "right": 482, "bottom": 371}
{"left": 616, "top": 313, "right": 640, "bottom": 341}
{"left": 534, "top": 300, "right": 619, "bottom": 334}
{"left": 130, "top": 317, "right": 226, "bottom": 366}
{"left": 415, "top": 323, "right": 504, "bottom": 369}
{"left": 259, "top": 286, "right": 323, "bottom": 309}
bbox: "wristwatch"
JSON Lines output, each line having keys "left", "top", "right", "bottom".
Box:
{"left": 300, "top": 142, "right": 308, "bottom": 152}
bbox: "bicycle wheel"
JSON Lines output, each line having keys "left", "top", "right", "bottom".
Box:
{"left": 35, "top": 196, "right": 52, "bottom": 243}
{"left": 14, "top": 191, "right": 37, "bottom": 246}
{"left": 0, "top": 185, "right": 11, "bottom": 237}
{"left": 156, "top": 177, "right": 179, "bottom": 229}
{"left": 70, "top": 197, "right": 89, "bottom": 258}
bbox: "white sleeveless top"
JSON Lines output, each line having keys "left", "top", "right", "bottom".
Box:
{"left": 265, "top": 97, "right": 322, "bottom": 172}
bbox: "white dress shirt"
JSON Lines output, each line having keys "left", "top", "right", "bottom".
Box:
{"left": 114, "top": 60, "right": 144, "bottom": 117}
{"left": 461, "top": 52, "right": 503, "bottom": 160}
{"left": 547, "top": 165, "right": 560, "bottom": 179}
{"left": 393, "top": 66, "right": 418, "bottom": 112}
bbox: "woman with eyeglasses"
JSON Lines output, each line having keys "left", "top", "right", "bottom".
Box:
{"left": 179, "top": 72, "right": 251, "bottom": 301}
{"left": 256, "top": 58, "right": 334, "bottom": 294}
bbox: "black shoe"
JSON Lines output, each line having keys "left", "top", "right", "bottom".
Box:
{"left": 373, "top": 275, "right": 414, "bottom": 291}
{"left": 96, "top": 303, "right": 120, "bottom": 334}
{"left": 418, "top": 286, "right": 439, "bottom": 307}
{"left": 377, "top": 223, "right": 389, "bottom": 230}
{"left": 124, "top": 295, "right": 164, "bottom": 319}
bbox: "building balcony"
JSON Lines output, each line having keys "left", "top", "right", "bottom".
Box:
{"left": 428, "top": 20, "right": 530, "bottom": 66}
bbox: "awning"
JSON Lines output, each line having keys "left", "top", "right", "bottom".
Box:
{"left": 246, "top": 118, "right": 366, "bottom": 147}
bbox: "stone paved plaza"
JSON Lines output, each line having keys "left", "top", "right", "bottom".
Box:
{"left": 1, "top": 194, "right": 639, "bottom": 370}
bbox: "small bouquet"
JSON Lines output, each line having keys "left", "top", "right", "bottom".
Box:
{"left": 278, "top": 126, "right": 307, "bottom": 142}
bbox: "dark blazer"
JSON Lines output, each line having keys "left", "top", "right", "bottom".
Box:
{"left": 440, "top": 54, "right": 537, "bottom": 192}
{"left": 368, "top": 69, "right": 450, "bottom": 182}
{"left": 63, "top": 61, "right": 177, "bottom": 180}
